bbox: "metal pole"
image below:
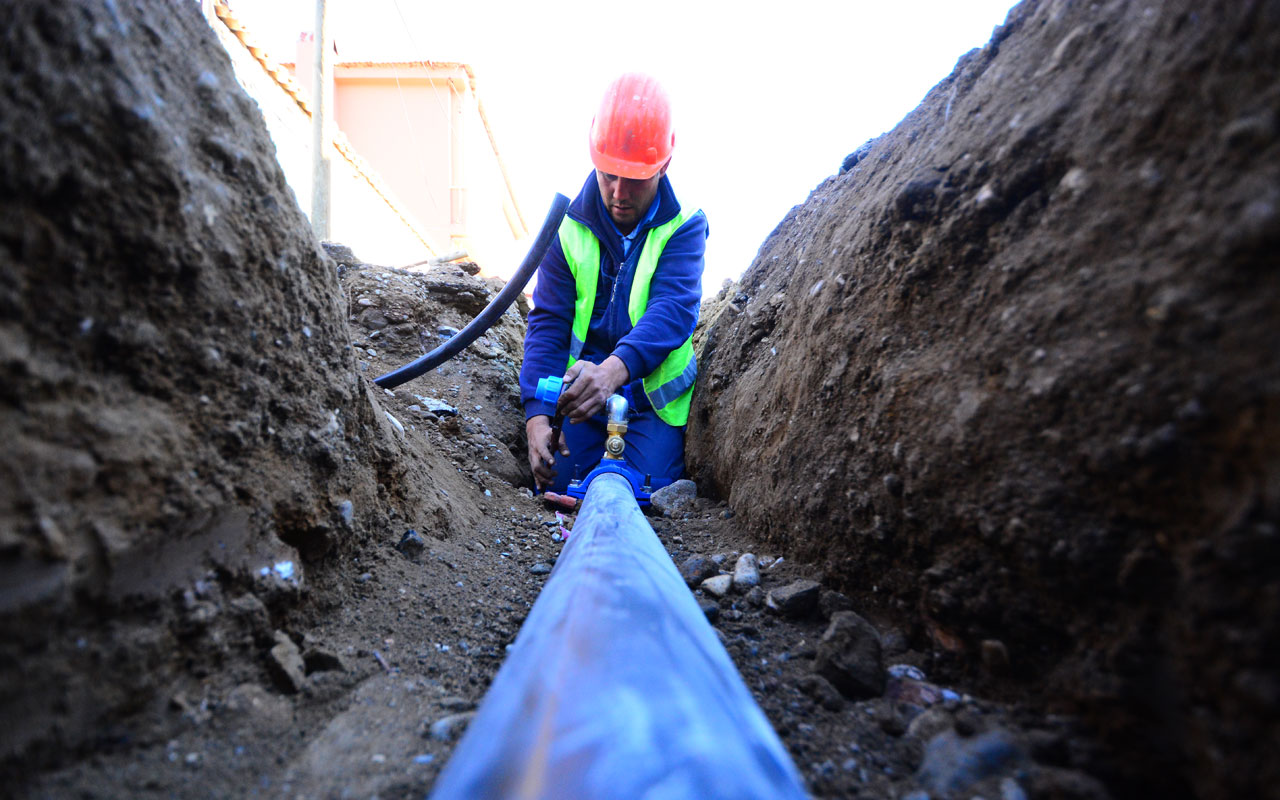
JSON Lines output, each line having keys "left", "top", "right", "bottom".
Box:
{"left": 429, "top": 473, "right": 807, "bottom": 800}
{"left": 309, "top": 0, "right": 331, "bottom": 240}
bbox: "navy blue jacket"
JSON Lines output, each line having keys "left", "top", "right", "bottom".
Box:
{"left": 520, "top": 171, "right": 708, "bottom": 420}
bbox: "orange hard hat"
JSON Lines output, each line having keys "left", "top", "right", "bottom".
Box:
{"left": 588, "top": 73, "right": 675, "bottom": 180}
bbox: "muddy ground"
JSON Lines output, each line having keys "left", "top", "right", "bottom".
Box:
{"left": 0, "top": 0, "right": 1276, "bottom": 798}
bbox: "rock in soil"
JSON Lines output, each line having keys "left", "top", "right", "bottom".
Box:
{"left": 698, "top": 599, "right": 720, "bottom": 623}
{"left": 267, "top": 632, "right": 307, "bottom": 694}
{"left": 766, "top": 579, "right": 821, "bottom": 617}
{"left": 819, "top": 589, "right": 853, "bottom": 618}
{"left": 700, "top": 574, "right": 733, "bottom": 598}
{"left": 916, "top": 728, "right": 1025, "bottom": 796}
{"left": 396, "top": 529, "right": 426, "bottom": 560}
{"left": 813, "top": 611, "right": 885, "bottom": 700}
{"left": 302, "top": 647, "right": 349, "bottom": 675}
{"left": 649, "top": 479, "right": 698, "bottom": 516}
{"left": 799, "top": 674, "right": 845, "bottom": 712}
{"left": 678, "top": 555, "right": 719, "bottom": 587}
{"left": 731, "top": 553, "right": 760, "bottom": 591}
{"left": 427, "top": 712, "right": 476, "bottom": 743}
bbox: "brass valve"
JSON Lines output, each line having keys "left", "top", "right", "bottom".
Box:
{"left": 603, "top": 394, "right": 629, "bottom": 460}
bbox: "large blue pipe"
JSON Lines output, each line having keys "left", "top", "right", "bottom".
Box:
{"left": 429, "top": 473, "right": 807, "bottom": 800}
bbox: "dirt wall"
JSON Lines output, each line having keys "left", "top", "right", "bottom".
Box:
{"left": 0, "top": 0, "right": 462, "bottom": 768}
{"left": 688, "top": 1, "right": 1280, "bottom": 796}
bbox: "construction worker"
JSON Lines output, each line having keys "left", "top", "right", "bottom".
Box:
{"left": 520, "top": 72, "right": 708, "bottom": 498}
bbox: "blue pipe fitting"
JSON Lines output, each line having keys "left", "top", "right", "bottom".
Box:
{"left": 536, "top": 375, "right": 564, "bottom": 404}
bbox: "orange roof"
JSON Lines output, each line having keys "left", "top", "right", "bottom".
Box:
{"left": 282, "top": 60, "right": 470, "bottom": 71}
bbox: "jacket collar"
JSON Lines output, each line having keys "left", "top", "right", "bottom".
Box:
{"left": 566, "top": 170, "right": 681, "bottom": 262}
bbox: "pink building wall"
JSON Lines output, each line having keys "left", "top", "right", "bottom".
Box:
{"left": 332, "top": 72, "right": 457, "bottom": 250}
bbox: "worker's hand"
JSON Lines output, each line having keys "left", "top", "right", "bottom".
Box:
{"left": 526, "top": 414, "right": 569, "bottom": 490}
{"left": 559, "top": 356, "right": 630, "bottom": 423}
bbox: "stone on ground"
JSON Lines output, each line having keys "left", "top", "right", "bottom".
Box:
{"left": 732, "top": 553, "right": 760, "bottom": 591}
{"left": 813, "top": 611, "right": 885, "bottom": 700}
{"left": 267, "top": 631, "right": 307, "bottom": 694}
{"left": 678, "top": 555, "right": 719, "bottom": 587}
{"left": 701, "top": 574, "right": 733, "bottom": 598}
{"left": 767, "top": 579, "right": 822, "bottom": 617}
{"left": 650, "top": 479, "right": 697, "bottom": 516}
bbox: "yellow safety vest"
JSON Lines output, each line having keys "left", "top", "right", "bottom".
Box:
{"left": 558, "top": 209, "right": 700, "bottom": 426}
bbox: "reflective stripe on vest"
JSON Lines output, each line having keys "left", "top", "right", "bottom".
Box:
{"left": 558, "top": 208, "right": 701, "bottom": 427}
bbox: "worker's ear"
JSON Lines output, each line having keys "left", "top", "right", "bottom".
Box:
{"left": 658, "top": 158, "right": 671, "bottom": 177}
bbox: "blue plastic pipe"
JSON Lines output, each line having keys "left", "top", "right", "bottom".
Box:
{"left": 428, "top": 473, "right": 808, "bottom": 800}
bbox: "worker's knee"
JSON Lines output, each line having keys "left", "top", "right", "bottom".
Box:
{"left": 617, "top": 410, "right": 685, "bottom": 487}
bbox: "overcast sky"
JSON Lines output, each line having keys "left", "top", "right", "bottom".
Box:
{"left": 227, "top": 0, "right": 1020, "bottom": 292}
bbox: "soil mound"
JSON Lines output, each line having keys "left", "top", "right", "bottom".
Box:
{"left": 688, "top": 1, "right": 1279, "bottom": 796}
{"left": 0, "top": 0, "right": 465, "bottom": 768}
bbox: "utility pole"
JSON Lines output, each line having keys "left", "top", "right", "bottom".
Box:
{"left": 310, "top": 0, "right": 332, "bottom": 240}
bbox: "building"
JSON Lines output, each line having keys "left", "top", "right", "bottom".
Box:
{"left": 203, "top": 1, "right": 528, "bottom": 271}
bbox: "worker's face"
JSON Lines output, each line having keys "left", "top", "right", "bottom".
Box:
{"left": 596, "top": 161, "right": 668, "bottom": 234}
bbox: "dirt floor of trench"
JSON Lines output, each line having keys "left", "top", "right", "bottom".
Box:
{"left": 17, "top": 258, "right": 1108, "bottom": 800}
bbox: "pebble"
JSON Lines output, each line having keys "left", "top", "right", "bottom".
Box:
{"left": 266, "top": 631, "right": 306, "bottom": 694}
{"left": 814, "top": 611, "right": 885, "bottom": 700}
{"left": 530, "top": 563, "right": 552, "bottom": 575}
{"left": 356, "top": 572, "right": 373, "bottom": 583}
{"left": 732, "top": 553, "right": 760, "bottom": 591}
{"left": 916, "top": 729, "right": 1025, "bottom": 795}
{"left": 883, "top": 472, "right": 904, "bottom": 497}
{"left": 766, "top": 579, "right": 822, "bottom": 617}
{"left": 421, "top": 397, "right": 458, "bottom": 417}
{"left": 302, "top": 646, "right": 349, "bottom": 674}
{"left": 698, "top": 599, "right": 720, "bottom": 622}
{"left": 799, "top": 674, "right": 845, "bottom": 711}
{"left": 1001, "top": 776, "right": 1029, "bottom": 800}
{"left": 981, "top": 639, "right": 1010, "bottom": 672}
{"left": 743, "top": 586, "right": 766, "bottom": 608}
{"left": 384, "top": 412, "right": 405, "bottom": 437}
{"left": 881, "top": 628, "right": 909, "bottom": 655}
{"left": 701, "top": 574, "right": 733, "bottom": 598}
{"left": 427, "top": 712, "right": 476, "bottom": 743}
{"left": 819, "top": 590, "right": 854, "bottom": 618}
{"left": 877, "top": 704, "right": 910, "bottom": 736}
{"left": 438, "top": 696, "right": 475, "bottom": 712}
{"left": 906, "top": 706, "right": 955, "bottom": 743}
{"left": 396, "top": 529, "right": 426, "bottom": 559}
{"left": 678, "top": 555, "right": 719, "bottom": 587}
{"left": 888, "top": 664, "right": 927, "bottom": 681}
{"left": 338, "top": 500, "right": 354, "bottom": 527}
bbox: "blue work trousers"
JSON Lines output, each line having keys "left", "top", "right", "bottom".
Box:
{"left": 545, "top": 408, "right": 685, "bottom": 495}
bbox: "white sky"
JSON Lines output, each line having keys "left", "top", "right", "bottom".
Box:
{"left": 226, "top": 0, "right": 1019, "bottom": 293}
